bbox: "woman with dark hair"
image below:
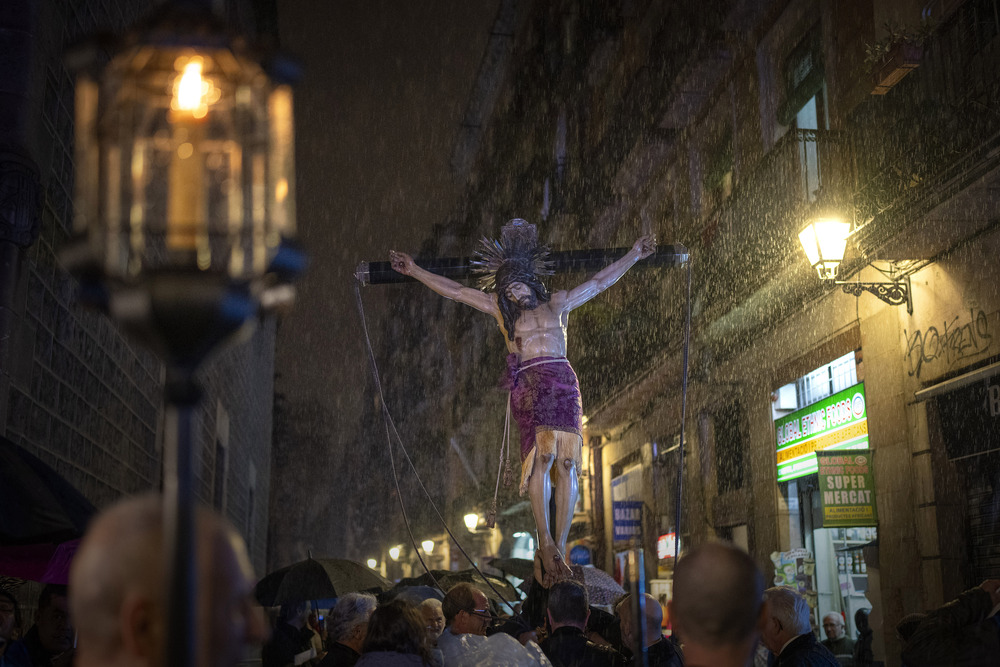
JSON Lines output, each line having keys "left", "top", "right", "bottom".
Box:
{"left": 357, "top": 600, "right": 435, "bottom": 667}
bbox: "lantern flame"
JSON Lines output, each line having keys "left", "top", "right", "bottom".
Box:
{"left": 173, "top": 59, "right": 215, "bottom": 119}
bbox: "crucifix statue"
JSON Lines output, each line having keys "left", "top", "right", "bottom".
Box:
{"left": 390, "top": 219, "right": 654, "bottom": 585}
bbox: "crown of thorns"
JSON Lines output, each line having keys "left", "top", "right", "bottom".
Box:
{"left": 471, "top": 219, "right": 553, "bottom": 292}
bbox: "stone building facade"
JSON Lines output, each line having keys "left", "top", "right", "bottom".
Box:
{"left": 0, "top": 0, "right": 280, "bottom": 573}
{"left": 384, "top": 1, "right": 1000, "bottom": 665}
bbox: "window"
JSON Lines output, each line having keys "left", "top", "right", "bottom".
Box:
{"left": 715, "top": 401, "right": 746, "bottom": 493}
{"left": 794, "top": 350, "right": 858, "bottom": 409}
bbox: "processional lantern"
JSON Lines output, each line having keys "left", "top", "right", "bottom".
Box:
{"left": 66, "top": 0, "right": 304, "bottom": 368}
{"left": 64, "top": 3, "right": 303, "bottom": 666}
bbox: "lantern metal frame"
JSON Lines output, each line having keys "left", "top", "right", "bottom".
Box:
{"left": 63, "top": 3, "right": 304, "bottom": 667}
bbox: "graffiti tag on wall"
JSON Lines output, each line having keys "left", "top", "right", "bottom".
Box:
{"left": 904, "top": 309, "right": 992, "bottom": 378}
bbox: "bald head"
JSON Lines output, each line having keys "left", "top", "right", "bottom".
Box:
{"left": 70, "top": 494, "right": 268, "bottom": 667}
{"left": 671, "top": 542, "right": 764, "bottom": 647}
{"left": 616, "top": 593, "right": 663, "bottom": 648}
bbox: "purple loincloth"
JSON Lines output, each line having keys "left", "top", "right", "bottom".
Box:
{"left": 503, "top": 354, "right": 583, "bottom": 462}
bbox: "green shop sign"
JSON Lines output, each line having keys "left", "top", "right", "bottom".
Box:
{"left": 774, "top": 381, "right": 869, "bottom": 482}
{"left": 816, "top": 449, "right": 877, "bottom": 527}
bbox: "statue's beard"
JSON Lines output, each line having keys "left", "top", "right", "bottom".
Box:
{"left": 512, "top": 293, "right": 539, "bottom": 310}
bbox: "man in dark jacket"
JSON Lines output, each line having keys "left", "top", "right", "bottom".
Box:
{"left": 319, "top": 593, "right": 377, "bottom": 667}
{"left": 615, "top": 593, "right": 682, "bottom": 667}
{"left": 541, "top": 580, "right": 623, "bottom": 667}
{"left": 6, "top": 585, "right": 74, "bottom": 667}
{"left": 263, "top": 600, "right": 316, "bottom": 667}
{"left": 899, "top": 579, "right": 1000, "bottom": 667}
{"left": 761, "top": 587, "right": 838, "bottom": 667}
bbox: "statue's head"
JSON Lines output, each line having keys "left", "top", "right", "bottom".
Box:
{"left": 504, "top": 281, "right": 538, "bottom": 310}
{"left": 473, "top": 219, "right": 552, "bottom": 340}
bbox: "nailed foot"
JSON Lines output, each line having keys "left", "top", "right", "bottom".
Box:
{"left": 537, "top": 545, "right": 573, "bottom": 588}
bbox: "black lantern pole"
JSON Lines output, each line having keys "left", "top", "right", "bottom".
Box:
{"left": 64, "top": 2, "right": 304, "bottom": 665}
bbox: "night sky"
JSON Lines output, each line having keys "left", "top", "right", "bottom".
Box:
{"left": 271, "top": 1, "right": 501, "bottom": 564}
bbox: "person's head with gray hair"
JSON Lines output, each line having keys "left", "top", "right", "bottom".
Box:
{"left": 761, "top": 587, "right": 812, "bottom": 656}
{"left": 419, "top": 598, "right": 445, "bottom": 639}
{"left": 326, "top": 593, "right": 377, "bottom": 653}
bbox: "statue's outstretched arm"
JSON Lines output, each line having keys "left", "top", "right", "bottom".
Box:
{"left": 389, "top": 250, "right": 498, "bottom": 315}
{"left": 561, "top": 234, "right": 655, "bottom": 310}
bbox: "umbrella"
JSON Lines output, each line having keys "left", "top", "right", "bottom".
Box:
{"left": 379, "top": 584, "right": 444, "bottom": 605}
{"left": 572, "top": 565, "right": 625, "bottom": 606}
{"left": 488, "top": 557, "right": 534, "bottom": 581}
{"left": 254, "top": 557, "right": 391, "bottom": 606}
{"left": 0, "top": 437, "right": 97, "bottom": 546}
{"left": 396, "top": 569, "right": 519, "bottom": 604}
{"left": 0, "top": 437, "right": 96, "bottom": 582}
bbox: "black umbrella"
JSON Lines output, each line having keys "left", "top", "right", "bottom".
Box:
{"left": 396, "top": 568, "right": 519, "bottom": 603}
{"left": 254, "top": 557, "right": 392, "bottom": 606}
{"left": 0, "top": 437, "right": 96, "bottom": 545}
{"left": 487, "top": 557, "right": 534, "bottom": 581}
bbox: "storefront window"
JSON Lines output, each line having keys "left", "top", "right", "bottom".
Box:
{"left": 772, "top": 351, "right": 874, "bottom": 638}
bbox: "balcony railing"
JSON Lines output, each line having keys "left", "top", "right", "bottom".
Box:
{"left": 696, "top": 128, "right": 854, "bottom": 314}
{"left": 851, "top": 0, "right": 1000, "bottom": 251}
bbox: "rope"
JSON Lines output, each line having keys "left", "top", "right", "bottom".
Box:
{"left": 352, "top": 282, "right": 437, "bottom": 589}
{"left": 517, "top": 357, "right": 568, "bottom": 372}
{"left": 490, "top": 393, "right": 512, "bottom": 525}
{"left": 353, "top": 282, "right": 515, "bottom": 611}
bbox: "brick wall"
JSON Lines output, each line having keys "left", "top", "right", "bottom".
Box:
{"left": 0, "top": 0, "right": 278, "bottom": 575}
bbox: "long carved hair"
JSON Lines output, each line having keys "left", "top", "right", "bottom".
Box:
{"left": 495, "top": 258, "right": 550, "bottom": 341}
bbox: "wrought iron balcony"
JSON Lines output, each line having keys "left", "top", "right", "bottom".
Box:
{"left": 851, "top": 0, "right": 1000, "bottom": 255}
{"left": 695, "top": 127, "right": 854, "bottom": 315}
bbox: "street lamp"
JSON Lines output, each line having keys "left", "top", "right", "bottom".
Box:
{"left": 389, "top": 546, "right": 402, "bottom": 561}
{"left": 797, "top": 219, "right": 912, "bottom": 314}
{"left": 797, "top": 218, "right": 851, "bottom": 280}
{"left": 422, "top": 540, "right": 435, "bottom": 554}
{"left": 367, "top": 558, "right": 378, "bottom": 569}
{"left": 464, "top": 513, "right": 480, "bottom": 532}
{"left": 64, "top": 3, "right": 303, "bottom": 666}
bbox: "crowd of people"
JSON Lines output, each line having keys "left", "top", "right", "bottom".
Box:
{"left": 1, "top": 495, "right": 998, "bottom": 667}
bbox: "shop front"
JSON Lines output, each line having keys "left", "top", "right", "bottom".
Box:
{"left": 920, "top": 357, "right": 1000, "bottom": 589}
{"left": 771, "top": 351, "right": 878, "bottom": 639}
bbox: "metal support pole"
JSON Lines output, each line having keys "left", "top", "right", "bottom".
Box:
{"left": 163, "top": 371, "right": 202, "bottom": 667}
{"left": 628, "top": 544, "right": 648, "bottom": 667}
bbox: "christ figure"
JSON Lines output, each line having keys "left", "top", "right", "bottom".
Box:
{"left": 390, "top": 219, "right": 654, "bottom": 585}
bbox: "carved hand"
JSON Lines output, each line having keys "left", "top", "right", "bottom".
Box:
{"left": 633, "top": 234, "right": 656, "bottom": 260}
{"left": 389, "top": 250, "right": 415, "bottom": 275}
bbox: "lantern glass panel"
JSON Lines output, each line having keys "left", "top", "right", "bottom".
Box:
{"left": 76, "top": 43, "right": 292, "bottom": 282}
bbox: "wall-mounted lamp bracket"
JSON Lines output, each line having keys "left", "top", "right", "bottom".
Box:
{"left": 836, "top": 275, "right": 912, "bottom": 315}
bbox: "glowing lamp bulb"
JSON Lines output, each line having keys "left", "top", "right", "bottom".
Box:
{"left": 389, "top": 546, "right": 401, "bottom": 561}
{"left": 464, "top": 513, "right": 479, "bottom": 532}
{"left": 367, "top": 558, "right": 377, "bottom": 569}
{"left": 798, "top": 218, "right": 850, "bottom": 280}
{"left": 422, "top": 540, "right": 434, "bottom": 554}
